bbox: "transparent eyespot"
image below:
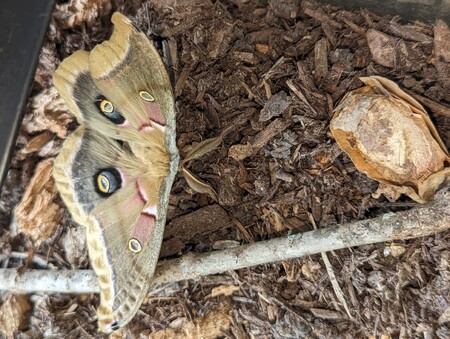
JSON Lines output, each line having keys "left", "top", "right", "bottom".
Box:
{"left": 139, "top": 90, "right": 155, "bottom": 102}
{"left": 128, "top": 238, "right": 142, "bottom": 253}
{"left": 100, "top": 99, "right": 114, "bottom": 113}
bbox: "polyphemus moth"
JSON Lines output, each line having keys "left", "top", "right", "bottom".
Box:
{"left": 52, "top": 12, "right": 179, "bottom": 332}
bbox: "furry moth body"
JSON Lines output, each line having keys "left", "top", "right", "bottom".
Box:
{"left": 53, "top": 13, "right": 179, "bottom": 332}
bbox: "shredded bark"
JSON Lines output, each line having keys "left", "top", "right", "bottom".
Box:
{"left": 0, "top": 0, "right": 449, "bottom": 337}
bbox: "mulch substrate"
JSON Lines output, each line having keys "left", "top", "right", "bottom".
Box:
{"left": 0, "top": 0, "right": 449, "bottom": 337}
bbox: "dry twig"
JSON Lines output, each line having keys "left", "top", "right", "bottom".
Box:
{"left": 0, "top": 189, "right": 448, "bottom": 294}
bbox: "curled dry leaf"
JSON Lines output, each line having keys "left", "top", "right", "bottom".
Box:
{"left": 181, "top": 167, "right": 218, "bottom": 201}
{"left": 182, "top": 135, "right": 223, "bottom": 164}
{"left": 330, "top": 76, "right": 450, "bottom": 203}
{"left": 14, "top": 159, "right": 61, "bottom": 246}
{"left": 180, "top": 135, "right": 222, "bottom": 200}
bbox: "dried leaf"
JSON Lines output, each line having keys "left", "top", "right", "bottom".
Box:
{"left": 181, "top": 167, "right": 218, "bottom": 201}
{"left": 330, "top": 76, "right": 450, "bottom": 203}
{"left": 15, "top": 159, "right": 61, "bottom": 245}
{"left": 182, "top": 135, "right": 222, "bottom": 164}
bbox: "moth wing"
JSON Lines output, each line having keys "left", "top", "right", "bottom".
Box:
{"left": 90, "top": 12, "right": 176, "bottom": 143}
{"left": 54, "top": 50, "right": 150, "bottom": 146}
{"left": 86, "top": 12, "right": 178, "bottom": 331}
{"left": 53, "top": 12, "right": 179, "bottom": 333}
{"left": 53, "top": 125, "right": 172, "bottom": 332}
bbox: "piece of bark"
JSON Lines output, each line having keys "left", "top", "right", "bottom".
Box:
{"left": 14, "top": 159, "right": 61, "bottom": 246}
{"left": 61, "top": 226, "right": 88, "bottom": 268}
{"left": 321, "top": 22, "right": 337, "bottom": 47}
{"left": 366, "top": 29, "right": 426, "bottom": 72}
{"left": 412, "top": 92, "right": 450, "bottom": 118}
{"left": 434, "top": 20, "right": 450, "bottom": 101}
{"left": 270, "top": 0, "right": 301, "bottom": 19}
{"left": 259, "top": 91, "right": 292, "bottom": 122}
{"left": 164, "top": 204, "right": 231, "bottom": 241}
{"left": 388, "top": 23, "right": 432, "bottom": 44}
{"left": 53, "top": 0, "right": 112, "bottom": 28}
{"left": 310, "top": 308, "right": 344, "bottom": 320}
{"left": 229, "top": 118, "right": 292, "bottom": 160}
{"left": 20, "top": 131, "right": 53, "bottom": 155}
{"left": 314, "top": 37, "right": 328, "bottom": 81}
{"left": 150, "top": 301, "right": 231, "bottom": 338}
{"left": 232, "top": 51, "right": 259, "bottom": 65}
{"left": 303, "top": 7, "right": 342, "bottom": 29}
{"left": 22, "top": 88, "right": 73, "bottom": 139}
{"left": 159, "top": 236, "right": 186, "bottom": 258}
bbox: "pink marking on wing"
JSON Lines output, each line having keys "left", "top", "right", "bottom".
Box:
{"left": 118, "top": 169, "right": 130, "bottom": 185}
{"left": 136, "top": 179, "right": 147, "bottom": 204}
{"left": 138, "top": 124, "right": 153, "bottom": 133}
{"left": 143, "top": 101, "right": 166, "bottom": 126}
{"left": 130, "top": 210, "right": 156, "bottom": 248}
{"left": 119, "top": 120, "right": 131, "bottom": 127}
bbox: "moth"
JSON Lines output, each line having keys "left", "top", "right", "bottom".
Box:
{"left": 53, "top": 13, "right": 179, "bottom": 332}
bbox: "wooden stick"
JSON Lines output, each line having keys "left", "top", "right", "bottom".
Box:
{"left": 0, "top": 189, "right": 448, "bottom": 294}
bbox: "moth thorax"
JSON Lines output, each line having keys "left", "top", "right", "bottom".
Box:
{"left": 129, "top": 141, "right": 170, "bottom": 174}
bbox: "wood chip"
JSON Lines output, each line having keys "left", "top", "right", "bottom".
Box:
{"left": 228, "top": 118, "right": 292, "bottom": 160}
{"left": 303, "top": 7, "right": 342, "bottom": 29}
{"left": 0, "top": 294, "right": 31, "bottom": 338}
{"left": 164, "top": 204, "right": 231, "bottom": 241}
{"left": 389, "top": 22, "right": 432, "bottom": 44}
{"left": 20, "top": 131, "right": 53, "bottom": 155}
{"left": 259, "top": 91, "right": 292, "bottom": 122}
{"left": 209, "top": 284, "right": 240, "bottom": 298}
{"left": 412, "top": 92, "right": 450, "bottom": 118}
{"left": 14, "top": 159, "right": 60, "bottom": 246}
{"left": 366, "top": 29, "right": 426, "bottom": 71}
{"left": 310, "top": 308, "right": 343, "bottom": 320}
{"left": 314, "top": 37, "right": 328, "bottom": 81}
{"left": 434, "top": 20, "right": 450, "bottom": 100}
{"left": 233, "top": 51, "right": 259, "bottom": 64}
